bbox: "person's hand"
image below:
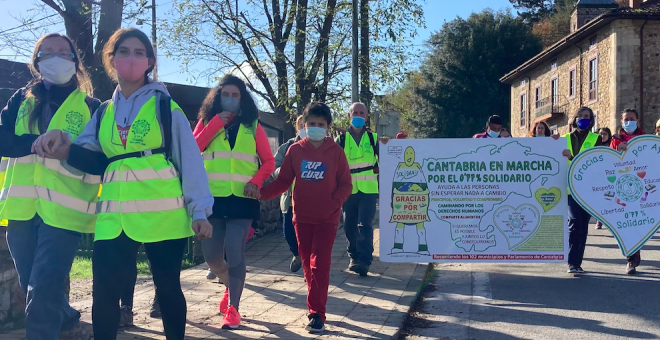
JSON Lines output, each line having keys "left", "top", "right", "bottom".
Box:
{"left": 244, "top": 182, "right": 261, "bottom": 199}
{"left": 379, "top": 136, "right": 390, "bottom": 145}
{"left": 618, "top": 142, "right": 627, "bottom": 151}
{"left": 500, "top": 130, "right": 511, "bottom": 138}
{"left": 192, "top": 219, "right": 213, "bottom": 240}
{"left": 218, "top": 111, "right": 235, "bottom": 125}
{"left": 32, "top": 129, "right": 71, "bottom": 159}
{"left": 562, "top": 149, "right": 571, "bottom": 158}
{"left": 551, "top": 134, "right": 560, "bottom": 140}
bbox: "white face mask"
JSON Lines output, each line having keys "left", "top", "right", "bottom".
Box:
{"left": 38, "top": 57, "right": 76, "bottom": 85}
{"left": 298, "top": 129, "right": 307, "bottom": 139}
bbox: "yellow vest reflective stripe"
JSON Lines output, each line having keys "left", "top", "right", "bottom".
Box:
{"left": 565, "top": 131, "right": 599, "bottom": 195}
{"left": 344, "top": 132, "right": 379, "bottom": 194}
{"left": 0, "top": 89, "right": 100, "bottom": 232}
{"left": 0, "top": 157, "right": 8, "bottom": 226}
{"left": 203, "top": 121, "right": 259, "bottom": 198}
{"left": 96, "top": 96, "right": 192, "bottom": 242}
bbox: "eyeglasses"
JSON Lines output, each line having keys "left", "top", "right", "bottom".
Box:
{"left": 37, "top": 51, "right": 75, "bottom": 61}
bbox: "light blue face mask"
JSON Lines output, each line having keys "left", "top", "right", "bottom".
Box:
{"left": 488, "top": 130, "right": 500, "bottom": 138}
{"left": 623, "top": 120, "right": 637, "bottom": 133}
{"left": 351, "top": 116, "right": 365, "bottom": 129}
{"left": 536, "top": 133, "right": 544, "bottom": 137}
{"left": 306, "top": 127, "right": 327, "bottom": 141}
{"left": 221, "top": 97, "right": 240, "bottom": 114}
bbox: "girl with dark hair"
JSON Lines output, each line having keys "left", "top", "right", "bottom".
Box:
{"left": 32, "top": 28, "right": 214, "bottom": 340}
{"left": 0, "top": 33, "right": 100, "bottom": 339}
{"left": 599, "top": 127, "right": 612, "bottom": 146}
{"left": 193, "top": 74, "right": 275, "bottom": 329}
{"left": 528, "top": 121, "right": 551, "bottom": 137}
{"left": 561, "top": 106, "right": 603, "bottom": 274}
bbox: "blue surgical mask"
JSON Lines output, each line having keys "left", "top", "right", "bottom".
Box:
{"left": 623, "top": 121, "right": 637, "bottom": 133}
{"left": 536, "top": 133, "right": 544, "bottom": 137}
{"left": 351, "top": 116, "right": 365, "bottom": 129}
{"left": 221, "top": 97, "right": 240, "bottom": 114}
{"left": 488, "top": 130, "right": 500, "bottom": 138}
{"left": 298, "top": 129, "right": 307, "bottom": 139}
{"left": 576, "top": 118, "right": 591, "bottom": 130}
{"left": 306, "top": 127, "right": 327, "bottom": 141}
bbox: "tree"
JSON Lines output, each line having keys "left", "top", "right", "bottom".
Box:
{"left": 509, "top": 0, "right": 575, "bottom": 23}
{"left": 162, "top": 0, "right": 424, "bottom": 135}
{"left": 405, "top": 9, "right": 542, "bottom": 138}
{"left": 0, "top": 0, "right": 148, "bottom": 100}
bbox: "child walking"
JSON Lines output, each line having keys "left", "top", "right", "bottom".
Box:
{"left": 260, "top": 101, "right": 353, "bottom": 333}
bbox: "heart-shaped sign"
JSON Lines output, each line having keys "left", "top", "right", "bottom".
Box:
{"left": 493, "top": 204, "right": 541, "bottom": 250}
{"left": 568, "top": 135, "right": 660, "bottom": 256}
{"left": 535, "top": 187, "right": 561, "bottom": 212}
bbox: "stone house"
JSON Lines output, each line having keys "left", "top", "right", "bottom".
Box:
{"left": 500, "top": 0, "right": 660, "bottom": 137}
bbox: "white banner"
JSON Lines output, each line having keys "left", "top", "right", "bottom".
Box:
{"left": 379, "top": 138, "right": 568, "bottom": 263}
{"left": 569, "top": 135, "right": 660, "bottom": 256}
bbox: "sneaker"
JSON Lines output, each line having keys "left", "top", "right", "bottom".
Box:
{"left": 305, "top": 314, "right": 325, "bottom": 333}
{"left": 290, "top": 255, "right": 302, "bottom": 273}
{"left": 354, "top": 263, "right": 369, "bottom": 277}
{"left": 206, "top": 269, "right": 217, "bottom": 280}
{"left": 626, "top": 263, "right": 637, "bottom": 275}
{"left": 221, "top": 305, "right": 241, "bottom": 329}
{"left": 119, "top": 305, "right": 134, "bottom": 328}
{"left": 595, "top": 221, "right": 603, "bottom": 230}
{"left": 348, "top": 258, "right": 359, "bottom": 272}
{"left": 219, "top": 288, "right": 229, "bottom": 314}
{"left": 567, "top": 267, "right": 578, "bottom": 274}
{"left": 576, "top": 267, "right": 585, "bottom": 273}
{"left": 149, "top": 297, "right": 161, "bottom": 318}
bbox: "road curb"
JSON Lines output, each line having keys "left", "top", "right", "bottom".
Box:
{"left": 389, "top": 263, "right": 436, "bottom": 340}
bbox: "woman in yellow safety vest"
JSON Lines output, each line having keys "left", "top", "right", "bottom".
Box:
{"left": 0, "top": 33, "right": 100, "bottom": 339}
{"left": 32, "top": 28, "right": 214, "bottom": 340}
{"left": 561, "top": 106, "right": 603, "bottom": 275}
{"left": 192, "top": 74, "right": 275, "bottom": 329}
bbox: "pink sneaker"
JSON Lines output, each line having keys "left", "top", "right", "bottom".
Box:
{"left": 221, "top": 305, "right": 241, "bottom": 329}
{"left": 219, "top": 288, "right": 229, "bottom": 314}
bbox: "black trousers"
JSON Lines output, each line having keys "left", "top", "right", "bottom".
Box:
{"left": 343, "top": 192, "right": 378, "bottom": 266}
{"left": 568, "top": 195, "right": 591, "bottom": 268}
{"left": 92, "top": 232, "right": 187, "bottom": 340}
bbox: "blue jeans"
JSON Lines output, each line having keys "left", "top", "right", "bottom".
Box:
{"left": 343, "top": 192, "right": 378, "bottom": 266}
{"left": 6, "top": 215, "right": 82, "bottom": 340}
{"left": 283, "top": 208, "right": 299, "bottom": 257}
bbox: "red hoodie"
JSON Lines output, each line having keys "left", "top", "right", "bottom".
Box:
{"left": 610, "top": 128, "right": 645, "bottom": 150}
{"left": 260, "top": 137, "right": 353, "bottom": 225}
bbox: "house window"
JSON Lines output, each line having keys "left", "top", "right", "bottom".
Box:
{"left": 520, "top": 79, "right": 527, "bottom": 86}
{"left": 520, "top": 93, "right": 527, "bottom": 127}
{"left": 551, "top": 78, "right": 558, "bottom": 109}
{"left": 589, "top": 57, "right": 598, "bottom": 102}
{"left": 550, "top": 125, "right": 558, "bottom": 135}
{"left": 592, "top": 111, "right": 599, "bottom": 132}
{"left": 569, "top": 69, "right": 576, "bottom": 97}
{"left": 589, "top": 35, "right": 597, "bottom": 49}
{"left": 535, "top": 86, "right": 542, "bottom": 109}
{"left": 551, "top": 59, "right": 557, "bottom": 70}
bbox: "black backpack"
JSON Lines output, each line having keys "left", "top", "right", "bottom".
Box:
{"left": 95, "top": 95, "right": 173, "bottom": 163}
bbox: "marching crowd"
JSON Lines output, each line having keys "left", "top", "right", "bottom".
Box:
{"left": 0, "top": 29, "right": 385, "bottom": 339}
{"left": 3, "top": 29, "right": 658, "bottom": 340}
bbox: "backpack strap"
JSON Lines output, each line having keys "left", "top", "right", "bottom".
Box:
{"left": 104, "top": 95, "right": 173, "bottom": 164}
{"left": 339, "top": 132, "right": 346, "bottom": 149}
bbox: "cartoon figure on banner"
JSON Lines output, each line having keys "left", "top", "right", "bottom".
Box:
{"left": 390, "top": 146, "right": 431, "bottom": 255}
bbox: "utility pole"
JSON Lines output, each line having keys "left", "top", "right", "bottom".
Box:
{"left": 351, "top": 0, "right": 359, "bottom": 103}
{"left": 151, "top": 0, "right": 158, "bottom": 79}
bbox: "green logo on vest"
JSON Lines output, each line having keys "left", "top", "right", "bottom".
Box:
{"left": 131, "top": 119, "right": 151, "bottom": 144}
{"left": 583, "top": 142, "right": 593, "bottom": 149}
{"left": 65, "top": 111, "right": 83, "bottom": 134}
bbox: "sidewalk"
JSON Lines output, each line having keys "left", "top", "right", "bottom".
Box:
{"left": 7, "top": 222, "right": 428, "bottom": 339}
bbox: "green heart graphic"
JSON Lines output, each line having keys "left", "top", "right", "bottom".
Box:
{"left": 493, "top": 204, "right": 541, "bottom": 250}
{"left": 535, "top": 187, "right": 561, "bottom": 212}
{"left": 607, "top": 175, "right": 617, "bottom": 183}
{"left": 394, "top": 204, "right": 402, "bottom": 210}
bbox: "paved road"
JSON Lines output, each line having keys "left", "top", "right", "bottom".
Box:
{"left": 401, "top": 222, "right": 660, "bottom": 340}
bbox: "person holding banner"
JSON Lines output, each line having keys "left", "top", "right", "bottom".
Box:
{"left": 609, "top": 109, "right": 645, "bottom": 274}
{"left": 528, "top": 121, "right": 551, "bottom": 137}
{"left": 562, "top": 107, "right": 603, "bottom": 274}
{"left": 472, "top": 115, "right": 511, "bottom": 138}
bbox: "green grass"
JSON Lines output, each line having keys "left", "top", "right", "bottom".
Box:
{"left": 70, "top": 253, "right": 200, "bottom": 280}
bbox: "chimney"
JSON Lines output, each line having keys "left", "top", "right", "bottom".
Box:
{"left": 629, "top": 0, "right": 641, "bottom": 8}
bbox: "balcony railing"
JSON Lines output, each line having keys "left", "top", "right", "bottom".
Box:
{"left": 535, "top": 95, "right": 568, "bottom": 118}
